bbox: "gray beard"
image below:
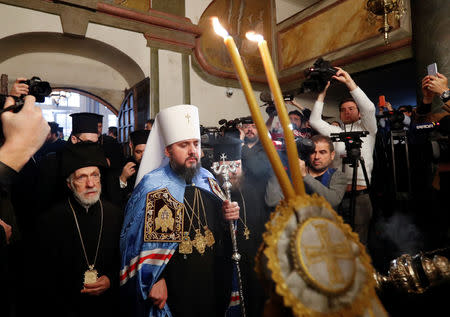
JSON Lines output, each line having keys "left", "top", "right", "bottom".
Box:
{"left": 171, "top": 161, "right": 200, "bottom": 184}
{"left": 72, "top": 186, "right": 101, "bottom": 209}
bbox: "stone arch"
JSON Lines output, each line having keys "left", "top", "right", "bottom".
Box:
{"left": 0, "top": 32, "right": 145, "bottom": 88}
{"left": 52, "top": 87, "right": 118, "bottom": 115}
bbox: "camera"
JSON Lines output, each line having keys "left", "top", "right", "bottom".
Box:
{"left": 259, "top": 91, "right": 294, "bottom": 117}
{"left": 19, "top": 77, "right": 52, "bottom": 103}
{"left": 218, "top": 118, "right": 243, "bottom": 139}
{"left": 200, "top": 125, "right": 220, "bottom": 145}
{"left": 0, "top": 77, "right": 51, "bottom": 140}
{"left": 300, "top": 57, "right": 338, "bottom": 93}
{"left": 377, "top": 110, "right": 405, "bottom": 131}
{"left": 275, "top": 135, "right": 315, "bottom": 162}
{"left": 330, "top": 131, "right": 369, "bottom": 160}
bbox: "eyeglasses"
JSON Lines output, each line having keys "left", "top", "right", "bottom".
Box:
{"left": 73, "top": 173, "right": 101, "bottom": 184}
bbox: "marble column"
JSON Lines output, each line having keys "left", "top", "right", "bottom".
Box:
{"left": 411, "top": 0, "right": 450, "bottom": 111}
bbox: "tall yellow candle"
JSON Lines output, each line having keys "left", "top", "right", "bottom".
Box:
{"left": 246, "top": 32, "right": 305, "bottom": 196}
{"left": 212, "top": 18, "right": 295, "bottom": 200}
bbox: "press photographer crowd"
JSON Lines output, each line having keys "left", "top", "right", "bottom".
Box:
{"left": 1, "top": 60, "right": 449, "bottom": 317}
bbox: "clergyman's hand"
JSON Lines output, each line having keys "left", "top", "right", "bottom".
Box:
{"left": 120, "top": 162, "right": 136, "bottom": 183}
{"left": 149, "top": 278, "right": 168, "bottom": 309}
{"left": 222, "top": 200, "right": 240, "bottom": 221}
{"left": 81, "top": 275, "right": 111, "bottom": 296}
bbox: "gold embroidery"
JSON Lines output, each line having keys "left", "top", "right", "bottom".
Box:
{"left": 303, "top": 222, "right": 353, "bottom": 286}
{"left": 143, "top": 188, "right": 184, "bottom": 242}
{"left": 155, "top": 205, "right": 175, "bottom": 232}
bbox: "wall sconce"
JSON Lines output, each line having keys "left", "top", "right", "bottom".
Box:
{"left": 366, "top": 0, "right": 406, "bottom": 45}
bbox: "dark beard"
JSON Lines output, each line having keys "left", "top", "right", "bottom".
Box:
{"left": 244, "top": 135, "right": 257, "bottom": 144}
{"left": 170, "top": 160, "right": 200, "bottom": 184}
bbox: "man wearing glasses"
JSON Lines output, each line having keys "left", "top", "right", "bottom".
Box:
{"left": 35, "top": 142, "right": 122, "bottom": 317}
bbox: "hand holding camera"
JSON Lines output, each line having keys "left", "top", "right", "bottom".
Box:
{"left": 9, "top": 77, "right": 29, "bottom": 97}
{"left": 332, "top": 67, "right": 357, "bottom": 91}
{"left": 0, "top": 95, "right": 50, "bottom": 171}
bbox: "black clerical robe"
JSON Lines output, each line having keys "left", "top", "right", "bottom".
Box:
{"left": 231, "top": 182, "right": 271, "bottom": 317}
{"left": 162, "top": 185, "right": 231, "bottom": 317}
{"left": 35, "top": 197, "right": 123, "bottom": 317}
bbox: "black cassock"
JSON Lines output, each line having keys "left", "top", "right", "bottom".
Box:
{"left": 162, "top": 185, "right": 232, "bottom": 317}
{"left": 35, "top": 196, "right": 122, "bottom": 317}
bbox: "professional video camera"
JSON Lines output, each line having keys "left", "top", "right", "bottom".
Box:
{"left": 330, "top": 131, "right": 369, "bottom": 160}
{"left": 376, "top": 110, "right": 406, "bottom": 131}
{"left": 300, "top": 57, "right": 338, "bottom": 94}
{"left": 200, "top": 125, "right": 220, "bottom": 145}
{"left": 259, "top": 91, "right": 294, "bottom": 117}
{"left": 275, "top": 135, "right": 315, "bottom": 162}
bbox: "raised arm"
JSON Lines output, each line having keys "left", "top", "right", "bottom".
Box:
{"left": 310, "top": 82, "right": 342, "bottom": 136}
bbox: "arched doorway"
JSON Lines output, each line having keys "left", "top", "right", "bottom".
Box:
{"left": 37, "top": 89, "right": 118, "bottom": 139}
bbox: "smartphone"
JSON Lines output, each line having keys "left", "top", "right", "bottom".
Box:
{"left": 378, "top": 95, "right": 386, "bottom": 107}
{"left": 427, "top": 63, "right": 438, "bottom": 76}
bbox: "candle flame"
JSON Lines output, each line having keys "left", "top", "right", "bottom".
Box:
{"left": 245, "top": 31, "right": 264, "bottom": 43}
{"left": 212, "top": 17, "right": 229, "bottom": 38}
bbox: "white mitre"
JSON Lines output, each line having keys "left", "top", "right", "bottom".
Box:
{"left": 135, "top": 104, "right": 201, "bottom": 186}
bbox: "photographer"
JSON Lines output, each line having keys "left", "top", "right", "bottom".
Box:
{"left": 378, "top": 102, "right": 411, "bottom": 131}
{"left": 0, "top": 95, "right": 49, "bottom": 316}
{"left": 416, "top": 73, "right": 450, "bottom": 122}
{"left": 265, "top": 135, "right": 347, "bottom": 210}
{"left": 238, "top": 116, "right": 273, "bottom": 208}
{"left": 309, "top": 67, "right": 377, "bottom": 244}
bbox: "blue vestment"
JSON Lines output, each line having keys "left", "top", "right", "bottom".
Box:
{"left": 120, "top": 164, "right": 221, "bottom": 317}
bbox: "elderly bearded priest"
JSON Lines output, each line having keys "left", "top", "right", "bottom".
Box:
{"left": 35, "top": 142, "right": 123, "bottom": 317}
{"left": 120, "top": 105, "right": 240, "bottom": 317}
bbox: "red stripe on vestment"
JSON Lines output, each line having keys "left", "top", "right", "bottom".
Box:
{"left": 120, "top": 251, "right": 174, "bottom": 282}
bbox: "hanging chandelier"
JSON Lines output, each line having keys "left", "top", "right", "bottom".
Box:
{"left": 366, "top": 0, "right": 406, "bottom": 45}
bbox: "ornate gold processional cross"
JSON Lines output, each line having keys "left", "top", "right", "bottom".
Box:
{"left": 303, "top": 223, "right": 353, "bottom": 285}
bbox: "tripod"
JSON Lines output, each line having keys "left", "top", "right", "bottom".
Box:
{"left": 389, "top": 129, "right": 412, "bottom": 200}
{"left": 342, "top": 148, "right": 371, "bottom": 229}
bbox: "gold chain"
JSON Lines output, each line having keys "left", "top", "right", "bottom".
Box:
{"left": 67, "top": 197, "right": 103, "bottom": 269}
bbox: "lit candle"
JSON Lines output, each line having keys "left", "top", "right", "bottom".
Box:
{"left": 212, "top": 17, "right": 295, "bottom": 200}
{"left": 246, "top": 31, "right": 305, "bottom": 196}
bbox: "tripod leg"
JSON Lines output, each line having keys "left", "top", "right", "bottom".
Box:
{"left": 359, "top": 157, "right": 371, "bottom": 188}
{"left": 390, "top": 132, "right": 398, "bottom": 194}
{"left": 349, "top": 160, "right": 358, "bottom": 229}
{"left": 404, "top": 135, "right": 412, "bottom": 198}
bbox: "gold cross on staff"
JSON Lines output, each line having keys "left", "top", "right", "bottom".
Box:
{"left": 304, "top": 223, "right": 353, "bottom": 285}
{"left": 185, "top": 113, "right": 191, "bottom": 124}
